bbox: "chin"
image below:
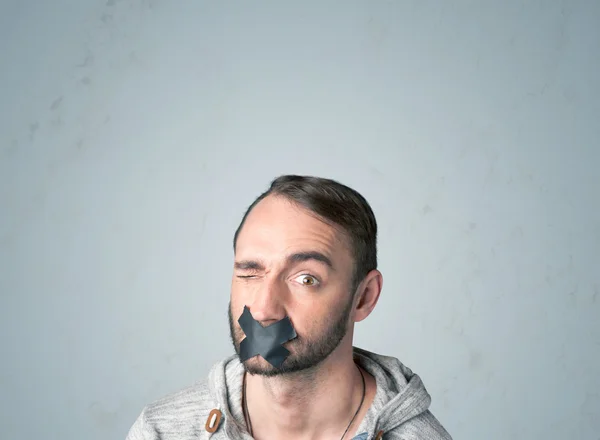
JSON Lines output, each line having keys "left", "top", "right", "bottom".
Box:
{"left": 240, "top": 352, "right": 306, "bottom": 377}
{"left": 242, "top": 357, "right": 275, "bottom": 374}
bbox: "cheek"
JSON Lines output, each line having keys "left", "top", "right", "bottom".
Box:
{"left": 230, "top": 279, "right": 259, "bottom": 307}
{"left": 228, "top": 298, "right": 245, "bottom": 329}
{"left": 290, "top": 308, "right": 327, "bottom": 340}
{"left": 230, "top": 284, "right": 247, "bottom": 311}
{"left": 302, "top": 293, "right": 351, "bottom": 332}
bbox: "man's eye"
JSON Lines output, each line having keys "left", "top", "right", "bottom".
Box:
{"left": 294, "top": 274, "right": 319, "bottom": 286}
{"left": 237, "top": 275, "right": 256, "bottom": 279}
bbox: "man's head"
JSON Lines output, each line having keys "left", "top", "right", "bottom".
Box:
{"left": 228, "top": 175, "right": 382, "bottom": 376}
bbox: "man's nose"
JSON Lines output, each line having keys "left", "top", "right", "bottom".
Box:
{"left": 247, "top": 276, "right": 287, "bottom": 324}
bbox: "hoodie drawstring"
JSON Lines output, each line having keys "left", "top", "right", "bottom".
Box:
{"left": 204, "top": 408, "right": 223, "bottom": 437}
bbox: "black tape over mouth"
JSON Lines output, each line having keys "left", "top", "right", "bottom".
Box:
{"left": 238, "top": 306, "right": 298, "bottom": 368}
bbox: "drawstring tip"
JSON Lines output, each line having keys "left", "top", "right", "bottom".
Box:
{"left": 205, "top": 409, "right": 222, "bottom": 434}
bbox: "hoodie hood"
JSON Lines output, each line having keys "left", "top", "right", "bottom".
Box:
{"left": 205, "top": 347, "right": 439, "bottom": 439}
{"left": 352, "top": 347, "right": 433, "bottom": 436}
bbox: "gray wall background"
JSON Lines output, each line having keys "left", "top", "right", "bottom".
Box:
{"left": 1, "top": 1, "right": 599, "bottom": 439}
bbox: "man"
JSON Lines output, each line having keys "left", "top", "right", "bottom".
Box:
{"left": 126, "top": 175, "right": 451, "bottom": 440}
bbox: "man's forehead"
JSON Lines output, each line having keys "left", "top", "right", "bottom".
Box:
{"left": 236, "top": 195, "right": 350, "bottom": 255}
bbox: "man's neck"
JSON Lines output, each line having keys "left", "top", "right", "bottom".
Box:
{"left": 244, "top": 349, "right": 371, "bottom": 440}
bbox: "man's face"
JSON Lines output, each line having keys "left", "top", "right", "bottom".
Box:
{"left": 228, "top": 195, "right": 357, "bottom": 376}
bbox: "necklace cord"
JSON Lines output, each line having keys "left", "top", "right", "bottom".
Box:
{"left": 340, "top": 365, "right": 366, "bottom": 440}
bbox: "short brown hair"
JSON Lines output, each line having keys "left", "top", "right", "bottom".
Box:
{"left": 233, "top": 175, "right": 378, "bottom": 291}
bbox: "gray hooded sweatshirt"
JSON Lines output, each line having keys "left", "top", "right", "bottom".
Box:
{"left": 126, "top": 347, "right": 452, "bottom": 440}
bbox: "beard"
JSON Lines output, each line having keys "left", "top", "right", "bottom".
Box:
{"left": 228, "top": 295, "right": 354, "bottom": 377}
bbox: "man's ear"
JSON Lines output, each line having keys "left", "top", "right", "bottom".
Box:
{"left": 353, "top": 269, "right": 383, "bottom": 323}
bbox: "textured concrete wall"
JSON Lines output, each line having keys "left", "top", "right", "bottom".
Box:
{"left": 1, "top": 1, "right": 598, "bottom": 439}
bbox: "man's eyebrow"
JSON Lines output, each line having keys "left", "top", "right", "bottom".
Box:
{"left": 287, "top": 251, "right": 334, "bottom": 270}
{"left": 234, "top": 260, "right": 265, "bottom": 271}
{"left": 234, "top": 252, "right": 334, "bottom": 271}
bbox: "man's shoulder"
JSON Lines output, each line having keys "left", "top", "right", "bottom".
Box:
{"left": 385, "top": 410, "right": 453, "bottom": 440}
{"left": 143, "top": 379, "right": 215, "bottom": 422}
{"left": 126, "top": 355, "right": 241, "bottom": 439}
{"left": 126, "top": 379, "right": 219, "bottom": 440}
